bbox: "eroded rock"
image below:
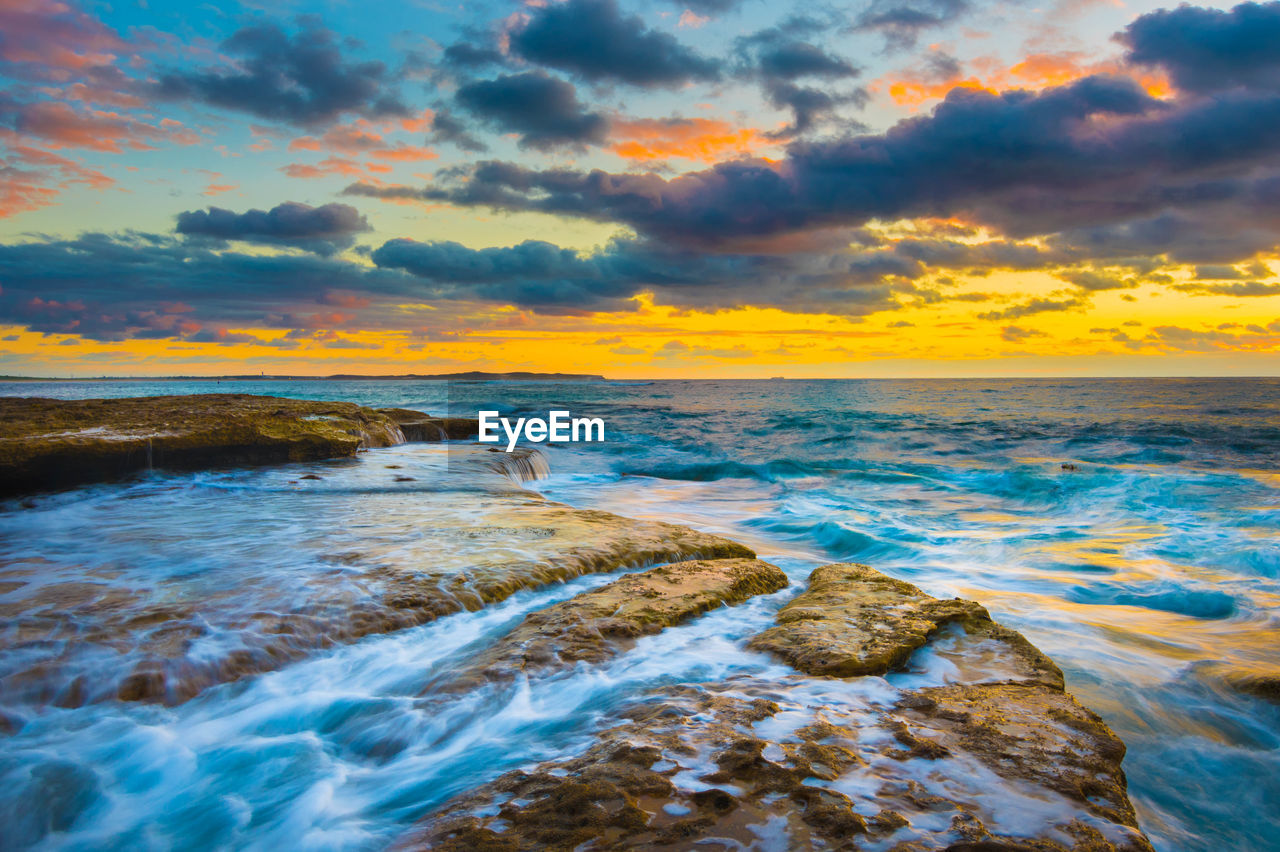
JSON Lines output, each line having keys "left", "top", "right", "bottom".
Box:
{"left": 435, "top": 558, "right": 788, "bottom": 689}
{"left": 0, "top": 485, "right": 754, "bottom": 706}
{"left": 405, "top": 677, "right": 1150, "bottom": 851}
{"left": 0, "top": 395, "right": 416, "bottom": 497}
{"left": 748, "top": 562, "right": 1063, "bottom": 686}
{"left": 404, "top": 564, "right": 1152, "bottom": 851}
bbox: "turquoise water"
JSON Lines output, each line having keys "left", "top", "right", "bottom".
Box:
{"left": 1, "top": 378, "right": 1278, "bottom": 850}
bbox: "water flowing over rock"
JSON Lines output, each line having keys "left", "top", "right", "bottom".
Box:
{"left": 377, "top": 408, "right": 480, "bottom": 442}
{"left": 0, "top": 443, "right": 752, "bottom": 707}
{"left": 430, "top": 558, "right": 788, "bottom": 691}
{"left": 405, "top": 563, "right": 1153, "bottom": 852}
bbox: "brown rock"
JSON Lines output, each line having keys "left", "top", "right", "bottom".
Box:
{"left": 375, "top": 408, "right": 479, "bottom": 441}
{"left": 0, "top": 488, "right": 755, "bottom": 707}
{"left": 434, "top": 558, "right": 787, "bottom": 689}
{"left": 0, "top": 394, "right": 410, "bottom": 497}
{"left": 402, "top": 565, "right": 1152, "bottom": 851}
{"left": 747, "top": 562, "right": 1062, "bottom": 686}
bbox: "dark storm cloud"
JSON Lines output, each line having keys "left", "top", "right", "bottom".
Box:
{"left": 175, "top": 202, "right": 370, "bottom": 255}
{"left": 1120, "top": 1, "right": 1280, "bottom": 94}
{"left": 454, "top": 71, "right": 608, "bottom": 149}
{"left": 854, "top": 0, "right": 972, "bottom": 50}
{"left": 155, "top": 19, "right": 407, "bottom": 127}
{"left": 415, "top": 74, "right": 1280, "bottom": 258}
{"left": 509, "top": 0, "right": 721, "bottom": 87}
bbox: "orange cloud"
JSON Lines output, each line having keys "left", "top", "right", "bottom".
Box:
{"left": 6, "top": 102, "right": 199, "bottom": 152}
{"left": 879, "top": 51, "right": 1172, "bottom": 108}
{"left": 0, "top": 144, "right": 115, "bottom": 218}
{"left": 368, "top": 144, "right": 438, "bottom": 162}
{"left": 288, "top": 121, "right": 437, "bottom": 169}
{"left": 609, "top": 118, "right": 774, "bottom": 163}
{"left": 280, "top": 157, "right": 368, "bottom": 179}
{"left": 290, "top": 124, "right": 383, "bottom": 154}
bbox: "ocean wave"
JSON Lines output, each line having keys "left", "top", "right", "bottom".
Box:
{"left": 1067, "top": 582, "right": 1239, "bottom": 619}
{"left": 618, "top": 458, "right": 818, "bottom": 483}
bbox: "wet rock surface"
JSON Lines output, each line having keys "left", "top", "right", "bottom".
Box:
{"left": 0, "top": 394, "right": 446, "bottom": 496}
{"left": 434, "top": 558, "right": 788, "bottom": 690}
{"left": 0, "top": 447, "right": 753, "bottom": 708}
{"left": 748, "top": 562, "right": 1063, "bottom": 685}
{"left": 406, "top": 563, "right": 1153, "bottom": 852}
{"left": 377, "top": 408, "right": 479, "bottom": 441}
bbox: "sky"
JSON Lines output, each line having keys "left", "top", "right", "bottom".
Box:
{"left": 2, "top": 0, "right": 1279, "bottom": 378}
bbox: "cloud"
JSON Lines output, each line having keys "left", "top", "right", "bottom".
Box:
{"left": 343, "top": 182, "right": 436, "bottom": 202}
{"left": 455, "top": 71, "right": 608, "bottom": 149}
{"left": 0, "top": 97, "right": 197, "bottom": 152}
{"left": 608, "top": 117, "right": 771, "bottom": 162}
{"left": 0, "top": 0, "right": 129, "bottom": 78}
{"left": 749, "top": 39, "right": 859, "bottom": 81}
{"left": 1120, "top": 1, "right": 1280, "bottom": 95}
{"left": 762, "top": 82, "right": 868, "bottom": 137}
{"left": 0, "top": 231, "right": 406, "bottom": 340}
{"left": 854, "top": 0, "right": 973, "bottom": 50}
{"left": 0, "top": 225, "right": 909, "bottom": 339}
{"left": 369, "top": 235, "right": 906, "bottom": 313}
{"left": 420, "top": 73, "right": 1280, "bottom": 254}
{"left": 156, "top": 19, "right": 408, "bottom": 127}
{"left": 441, "top": 43, "right": 507, "bottom": 70}
{"left": 977, "top": 297, "right": 1086, "bottom": 321}
{"left": 509, "top": 0, "right": 720, "bottom": 87}
{"left": 175, "top": 202, "right": 371, "bottom": 255}
{"left": 661, "top": 0, "right": 742, "bottom": 14}
{"left": 428, "top": 111, "right": 488, "bottom": 152}
{"left": 280, "top": 158, "right": 370, "bottom": 180}
{"left": 0, "top": 144, "right": 114, "bottom": 218}
{"left": 735, "top": 25, "right": 865, "bottom": 136}
{"left": 1056, "top": 269, "right": 1139, "bottom": 291}
{"left": 1171, "top": 280, "right": 1280, "bottom": 297}
{"left": 1001, "top": 325, "right": 1048, "bottom": 342}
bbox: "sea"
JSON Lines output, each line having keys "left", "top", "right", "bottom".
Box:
{"left": 0, "top": 378, "right": 1277, "bottom": 851}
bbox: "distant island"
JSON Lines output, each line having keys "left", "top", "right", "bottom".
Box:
{"left": 0, "top": 372, "right": 607, "bottom": 382}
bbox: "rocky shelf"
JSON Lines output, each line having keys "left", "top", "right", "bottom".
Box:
{"left": 405, "top": 563, "right": 1155, "bottom": 852}
{"left": 0, "top": 394, "right": 477, "bottom": 497}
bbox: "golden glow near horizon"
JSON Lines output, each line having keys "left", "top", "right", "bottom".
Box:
{"left": 6, "top": 252, "right": 1279, "bottom": 378}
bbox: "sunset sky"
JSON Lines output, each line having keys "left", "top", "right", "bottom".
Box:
{"left": 2, "top": 0, "right": 1279, "bottom": 377}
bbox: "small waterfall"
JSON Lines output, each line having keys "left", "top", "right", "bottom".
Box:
{"left": 485, "top": 447, "right": 551, "bottom": 483}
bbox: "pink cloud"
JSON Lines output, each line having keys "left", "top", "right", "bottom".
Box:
{"left": 0, "top": 0, "right": 129, "bottom": 78}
